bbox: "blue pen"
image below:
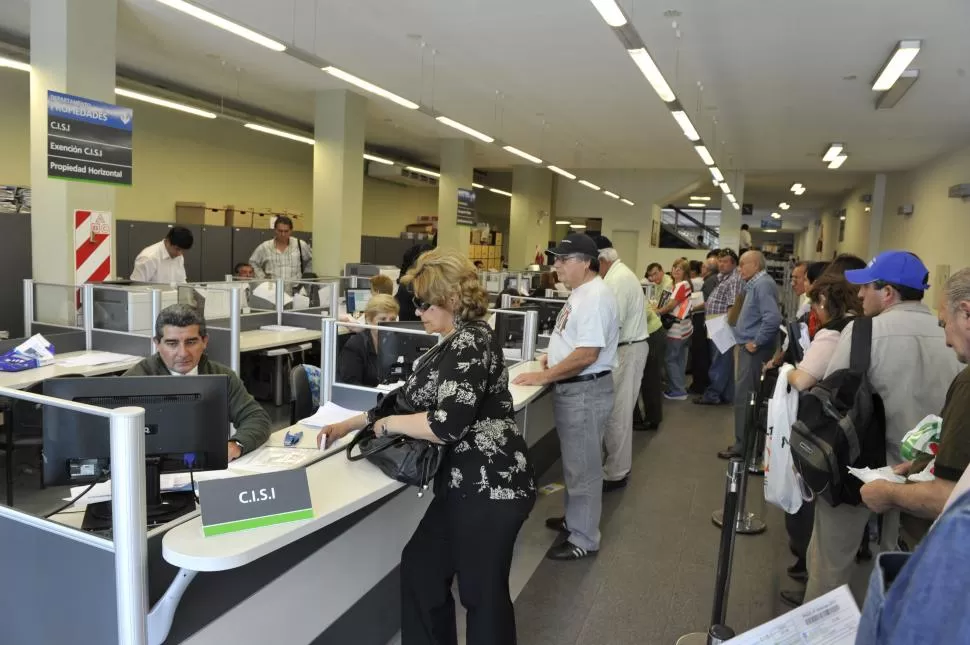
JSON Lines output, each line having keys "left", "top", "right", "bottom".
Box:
{"left": 283, "top": 430, "right": 303, "bottom": 447}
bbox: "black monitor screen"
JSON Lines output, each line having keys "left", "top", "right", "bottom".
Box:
{"left": 376, "top": 321, "right": 437, "bottom": 383}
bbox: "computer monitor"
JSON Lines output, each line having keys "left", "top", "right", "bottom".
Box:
{"left": 43, "top": 375, "right": 230, "bottom": 531}
{"left": 537, "top": 301, "right": 565, "bottom": 335}
{"left": 376, "top": 321, "right": 437, "bottom": 383}
{"left": 494, "top": 306, "right": 540, "bottom": 348}
{"left": 346, "top": 288, "right": 371, "bottom": 315}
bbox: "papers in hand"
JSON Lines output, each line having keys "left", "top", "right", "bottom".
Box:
{"left": 298, "top": 401, "right": 363, "bottom": 429}
{"left": 727, "top": 585, "right": 860, "bottom": 644}
{"left": 55, "top": 351, "right": 137, "bottom": 368}
{"left": 705, "top": 315, "right": 737, "bottom": 354}
{"left": 847, "top": 465, "right": 906, "bottom": 485}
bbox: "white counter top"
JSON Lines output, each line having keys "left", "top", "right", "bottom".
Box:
{"left": 507, "top": 360, "right": 547, "bottom": 411}
{"left": 239, "top": 329, "right": 321, "bottom": 353}
{"left": 0, "top": 351, "right": 141, "bottom": 391}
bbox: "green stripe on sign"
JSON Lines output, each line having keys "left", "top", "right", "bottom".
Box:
{"left": 203, "top": 508, "right": 314, "bottom": 537}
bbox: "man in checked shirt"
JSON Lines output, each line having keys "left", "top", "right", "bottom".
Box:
{"left": 694, "top": 248, "right": 744, "bottom": 406}
{"left": 248, "top": 215, "right": 313, "bottom": 282}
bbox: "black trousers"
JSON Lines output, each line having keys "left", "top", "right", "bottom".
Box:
{"left": 640, "top": 328, "right": 667, "bottom": 425}
{"left": 400, "top": 492, "right": 534, "bottom": 645}
{"left": 785, "top": 499, "right": 815, "bottom": 567}
{"left": 688, "top": 312, "right": 711, "bottom": 393}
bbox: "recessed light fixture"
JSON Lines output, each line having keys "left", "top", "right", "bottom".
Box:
{"left": 155, "top": 0, "right": 287, "bottom": 51}
{"left": 324, "top": 67, "right": 420, "bottom": 109}
{"left": 771, "top": 212, "right": 781, "bottom": 219}
{"left": 828, "top": 154, "right": 848, "bottom": 170}
{"left": 405, "top": 166, "right": 441, "bottom": 178}
{"left": 694, "top": 145, "right": 714, "bottom": 166}
{"left": 688, "top": 202, "right": 707, "bottom": 208}
{"left": 719, "top": 182, "right": 731, "bottom": 194}
{"left": 115, "top": 88, "right": 217, "bottom": 118}
{"left": 489, "top": 188, "right": 513, "bottom": 197}
{"left": 588, "top": 0, "right": 628, "bottom": 27}
{"left": 779, "top": 202, "right": 790, "bottom": 210}
{"left": 547, "top": 165, "right": 577, "bottom": 180}
{"left": 710, "top": 167, "right": 725, "bottom": 183}
{"left": 472, "top": 183, "right": 485, "bottom": 189}
{"left": 627, "top": 48, "right": 676, "bottom": 102}
{"left": 822, "top": 143, "right": 844, "bottom": 163}
{"left": 555, "top": 220, "right": 572, "bottom": 225}
{"left": 0, "top": 56, "right": 30, "bottom": 72}
{"left": 363, "top": 153, "right": 394, "bottom": 166}
{"left": 578, "top": 180, "right": 601, "bottom": 191}
{"left": 244, "top": 123, "right": 314, "bottom": 145}
{"left": 839, "top": 214, "right": 847, "bottom": 221}
{"left": 872, "top": 40, "right": 922, "bottom": 91}
{"left": 790, "top": 183, "right": 803, "bottom": 192}
{"left": 620, "top": 198, "right": 635, "bottom": 206}
{"left": 503, "top": 145, "right": 543, "bottom": 164}
{"left": 603, "top": 191, "right": 620, "bottom": 199}
{"left": 690, "top": 195, "right": 711, "bottom": 202}
{"left": 671, "top": 111, "right": 700, "bottom": 141}
{"left": 569, "top": 223, "right": 587, "bottom": 229}
{"left": 435, "top": 116, "right": 494, "bottom": 143}
{"left": 865, "top": 206, "right": 871, "bottom": 213}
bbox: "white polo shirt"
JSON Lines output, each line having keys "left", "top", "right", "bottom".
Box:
{"left": 602, "top": 259, "right": 647, "bottom": 344}
{"left": 547, "top": 275, "right": 619, "bottom": 376}
{"left": 131, "top": 240, "right": 186, "bottom": 284}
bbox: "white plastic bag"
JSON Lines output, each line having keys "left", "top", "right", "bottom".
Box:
{"left": 764, "top": 364, "right": 804, "bottom": 514}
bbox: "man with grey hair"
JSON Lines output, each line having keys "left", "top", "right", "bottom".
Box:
{"left": 594, "top": 235, "right": 648, "bottom": 492}
{"left": 719, "top": 250, "right": 782, "bottom": 459}
{"left": 124, "top": 304, "right": 271, "bottom": 461}
{"left": 859, "top": 266, "right": 970, "bottom": 545}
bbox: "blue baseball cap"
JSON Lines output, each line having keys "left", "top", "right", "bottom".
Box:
{"left": 844, "top": 250, "right": 929, "bottom": 291}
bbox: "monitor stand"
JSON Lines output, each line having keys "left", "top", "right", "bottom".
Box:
{"left": 82, "top": 458, "right": 197, "bottom": 532}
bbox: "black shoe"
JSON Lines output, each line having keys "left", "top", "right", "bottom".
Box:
{"left": 544, "top": 516, "right": 568, "bottom": 533}
{"left": 603, "top": 477, "right": 628, "bottom": 493}
{"left": 780, "top": 589, "right": 805, "bottom": 607}
{"left": 635, "top": 421, "right": 660, "bottom": 431}
{"left": 692, "top": 397, "right": 721, "bottom": 406}
{"left": 786, "top": 564, "right": 808, "bottom": 582}
{"left": 546, "top": 541, "right": 597, "bottom": 561}
{"left": 717, "top": 448, "right": 741, "bottom": 460}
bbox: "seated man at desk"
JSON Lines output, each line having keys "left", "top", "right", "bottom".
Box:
{"left": 337, "top": 294, "right": 399, "bottom": 386}
{"left": 124, "top": 304, "right": 271, "bottom": 461}
{"left": 234, "top": 262, "right": 255, "bottom": 279}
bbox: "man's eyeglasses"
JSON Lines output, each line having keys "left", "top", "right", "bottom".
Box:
{"left": 412, "top": 296, "right": 433, "bottom": 312}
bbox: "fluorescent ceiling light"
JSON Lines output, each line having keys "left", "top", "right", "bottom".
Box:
{"left": 822, "top": 143, "right": 844, "bottom": 163}
{"left": 710, "top": 167, "right": 725, "bottom": 182}
{"left": 555, "top": 220, "right": 572, "bottom": 225}
{"left": 569, "top": 224, "right": 587, "bottom": 229}
{"left": 690, "top": 195, "right": 711, "bottom": 201}
{"left": 790, "top": 183, "right": 803, "bottom": 192}
{"left": 875, "top": 69, "right": 919, "bottom": 109}
{"left": 472, "top": 183, "right": 485, "bottom": 189}
{"left": 764, "top": 228, "right": 779, "bottom": 233}
{"left": 362, "top": 153, "right": 394, "bottom": 166}
{"left": 620, "top": 198, "right": 635, "bottom": 206}
{"left": 588, "top": 0, "right": 627, "bottom": 27}
{"left": 155, "top": 0, "right": 286, "bottom": 51}
{"left": 779, "top": 202, "right": 790, "bottom": 210}
{"left": 731, "top": 202, "right": 740, "bottom": 210}
{"left": 828, "top": 154, "right": 848, "bottom": 169}
{"left": 490, "top": 188, "right": 513, "bottom": 197}
{"left": 324, "top": 67, "right": 419, "bottom": 110}
{"left": 771, "top": 212, "right": 781, "bottom": 219}
{"left": 840, "top": 215, "right": 847, "bottom": 221}
{"left": 244, "top": 123, "right": 313, "bottom": 145}
{"left": 0, "top": 56, "right": 30, "bottom": 72}
{"left": 627, "top": 48, "right": 675, "bottom": 102}
{"left": 688, "top": 202, "right": 706, "bottom": 208}
{"left": 719, "top": 182, "right": 731, "bottom": 194}
{"left": 435, "top": 116, "right": 494, "bottom": 143}
{"left": 405, "top": 166, "right": 440, "bottom": 178}
{"left": 114, "top": 87, "right": 216, "bottom": 118}
{"left": 603, "top": 191, "right": 620, "bottom": 199}
{"left": 671, "top": 111, "right": 700, "bottom": 141}
{"left": 727, "top": 194, "right": 737, "bottom": 204}
{"left": 548, "top": 165, "right": 577, "bottom": 180}
{"left": 794, "top": 187, "right": 806, "bottom": 195}
{"left": 694, "top": 145, "right": 714, "bottom": 166}
{"left": 578, "top": 180, "right": 601, "bottom": 191}
{"left": 872, "top": 40, "right": 922, "bottom": 91}
{"left": 503, "top": 145, "right": 543, "bottom": 164}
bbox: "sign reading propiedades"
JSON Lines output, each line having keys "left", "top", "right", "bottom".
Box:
{"left": 47, "top": 91, "right": 133, "bottom": 186}
{"left": 456, "top": 188, "right": 476, "bottom": 226}
{"left": 198, "top": 468, "right": 314, "bottom": 537}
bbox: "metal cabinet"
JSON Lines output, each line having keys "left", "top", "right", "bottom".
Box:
{"left": 0, "top": 213, "right": 32, "bottom": 337}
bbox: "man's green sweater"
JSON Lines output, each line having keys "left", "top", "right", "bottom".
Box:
{"left": 124, "top": 354, "right": 271, "bottom": 454}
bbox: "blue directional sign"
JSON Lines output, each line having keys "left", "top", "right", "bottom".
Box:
{"left": 47, "top": 91, "right": 133, "bottom": 185}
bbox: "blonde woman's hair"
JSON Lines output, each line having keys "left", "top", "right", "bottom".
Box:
{"left": 401, "top": 248, "right": 490, "bottom": 322}
{"left": 369, "top": 274, "right": 394, "bottom": 295}
{"left": 363, "top": 294, "right": 399, "bottom": 322}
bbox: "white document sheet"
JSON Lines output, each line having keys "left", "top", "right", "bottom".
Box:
{"left": 259, "top": 324, "right": 307, "bottom": 333}
{"left": 297, "top": 401, "right": 365, "bottom": 429}
{"left": 706, "top": 315, "right": 738, "bottom": 355}
{"left": 228, "top": 446, "right": 317, "bottom": 472}
{"left": 726, "top": 585, "right": 860, "bottom": 644}
{"left": 55, "top": 351, "right": 137, "bottom": 368}
{"left": 848, "top": 466, "right": 907, "bottom": 485}
{"left": 65, "top": 470, "right": 236, "bottom": 509}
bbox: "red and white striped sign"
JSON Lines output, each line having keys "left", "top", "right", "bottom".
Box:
{"left": 75, "top": 209, "right": 112, "bottom": 286}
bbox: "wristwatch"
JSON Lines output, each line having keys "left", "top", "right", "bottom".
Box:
{"left": 231, "top": 440, "right": 245, "bottom": 454}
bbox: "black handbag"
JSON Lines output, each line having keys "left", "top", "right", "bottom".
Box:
{"left": 345, "top": 336, "right": 451, "bottom": 496}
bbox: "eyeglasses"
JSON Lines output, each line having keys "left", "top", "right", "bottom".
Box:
{"left": 412, "top": 296, "right": 433, "bottom": 313}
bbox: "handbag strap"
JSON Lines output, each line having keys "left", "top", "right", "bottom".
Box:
{"left": 346, "top": 427, "right": 408, "bottom": 461}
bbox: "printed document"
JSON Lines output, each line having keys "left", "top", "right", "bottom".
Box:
{"left": 706, "top": 315, "right": 738, "bottom": 355}
{"left": 726, "top": 585, "right": 859, "bottom": 644}
{"left": 298, "top": 401, "right": 365, "bottom": 429}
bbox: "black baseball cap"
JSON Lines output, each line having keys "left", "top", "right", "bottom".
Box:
{"left": 593, "top": 235, "right": 613, "bottom": 250}
{"left": 547, "top": 233, "right": 599, "bottom": 259}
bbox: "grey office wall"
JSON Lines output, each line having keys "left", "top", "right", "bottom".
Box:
{"left": 231, "top": 227, "right": 275, "bottom": 272}
{"left": 360, "top": 236, "right": 423, "bottom": 267}
{"left": 0, "top": 213, "right": 32, "bottom": 338}
{"left": 119, "top": 221, "right": 204, "bottom": 282}
{"left": 200, "top": 225, "right": 232, "bottom": 281}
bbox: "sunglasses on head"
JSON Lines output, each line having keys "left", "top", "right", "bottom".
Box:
{"left": 412, "top": 296, "right": 434, "bottom": 312}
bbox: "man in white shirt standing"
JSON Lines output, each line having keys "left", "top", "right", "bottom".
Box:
{"left": 514, "top": 233, "right": 619, "bottom": 561}
{"left": 594, "top": 235, "right": 648, "bottom": 492}
{"left": 130, "top": 226, "right": 193, "bottom": 284}
{"left": 248, "top": 215, "right": 312, "bottom": 281}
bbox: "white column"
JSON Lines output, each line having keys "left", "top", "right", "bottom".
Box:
{"left": 508, "top": 166, "right": 554, "bottom": 267}
{"left": 719, "top": 171, "right": 745, "bottom": 251}
{"left": 312, "top": 90, "right": 366, "bottom": 277}
{"left": 30, "top": 0, "right": 118, "bottom": 283}
{"left": 436, "top": 139, "right": 475, "bottom": 253}
{"left": 868, "top": 174, "right": 887, "bottom": 259}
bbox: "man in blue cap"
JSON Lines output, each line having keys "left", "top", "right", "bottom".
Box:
{"left": 801, "top": 250, "right": 962, "bottom": 605}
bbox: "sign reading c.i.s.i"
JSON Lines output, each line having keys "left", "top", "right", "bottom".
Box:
{"left": 47, "top": 91, "right": 133, "bottom": 186}
{"left": 198, "top": 468, "right": 314, "bottom": 537}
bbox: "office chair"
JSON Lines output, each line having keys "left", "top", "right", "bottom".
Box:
{"left": 289, "top": 364, "right": 316, "bottom": 425}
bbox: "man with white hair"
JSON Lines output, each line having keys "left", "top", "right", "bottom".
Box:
{"left": 594, "top": 235, "right": 648, "bottom": 492}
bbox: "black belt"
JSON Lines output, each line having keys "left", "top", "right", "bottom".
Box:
{"left": 559, "top": 370, "right": 611, "bottom": 385}
{"left": 618, "top": 338, "right": 648, "bottom": 347}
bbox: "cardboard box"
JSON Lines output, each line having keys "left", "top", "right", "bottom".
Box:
{"left": 493, "top": 232, "right": 503, "bottom": 246}
{"left": 407, "top": 223, "right": 434, "bottom": 234}
{"left": 470, "top": 229, "right": 482, "bottom": 245}
{"left": 226, "top": 207, "right": 253, "bottom": 228}
{"left": 176, "top": 201, "right": 226, "bottom": 227}
{"left": 418, "top": 215, "right": 439, "bottom": 223}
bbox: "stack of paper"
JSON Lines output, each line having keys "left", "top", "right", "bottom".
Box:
{"left": 298, "top": 401, "right": 365, "bottom": 428}
{"left": 56, "top": 352, "right": 137, "bottom": 368}
{"left": 64, "top": 470, "right": 235, "bottom": 509}
{"left": 259, "top": 324, "right": 307, "bottom": 333}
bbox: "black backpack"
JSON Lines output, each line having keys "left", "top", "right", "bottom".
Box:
{"left": 790, "top": 316, "right": 886, "bottom": 507}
